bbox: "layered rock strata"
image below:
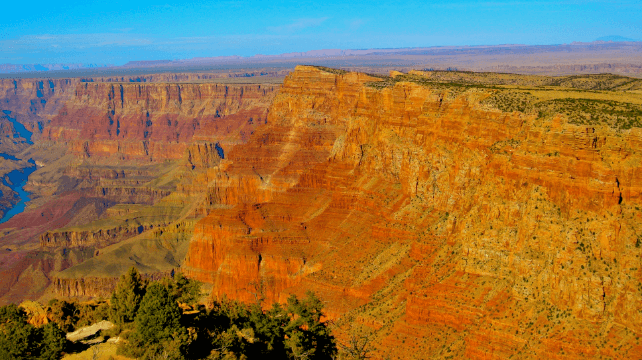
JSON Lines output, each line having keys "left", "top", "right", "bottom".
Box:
{"left": 0, "top": 78, "right": 78, "bottom": 136}
{"left": 183, "top": 66, "right": 642, "bottom": 359}
{"left": 53, "top": 270, "right": 175, "bottom": 298}
{"left": 41, "top": 82, "right": 277, "bottom": 161}
{"left": 4, "top": 65, "right": 642, "bottom": 358}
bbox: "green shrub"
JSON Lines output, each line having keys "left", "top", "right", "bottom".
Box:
{"left": 0, "top": 304, "right": 66, "bottom": 360}
{"left": 39, "top": 323, "right": 66, "bottom": 360}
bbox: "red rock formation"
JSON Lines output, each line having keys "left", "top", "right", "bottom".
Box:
{"left": 183, "top": 66, "right": 642, "bottom": 359}
{"left": 41, "top": 82, "right": 278, "bottom": 161}
{"left": 53, "top": 270, "right": 174, "bottom": 298}
{"left": 0, "top": 78, "right": 78, "bottom": 135}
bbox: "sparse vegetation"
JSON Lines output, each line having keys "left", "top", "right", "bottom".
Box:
{"left": 535, "top": 98, "right": 642, "bottom": 128}
{"left": 310, "top": 65, "right": 349, "bottom": 75}
{"left": 483, "top": 93, "right": 642, "bottom": 128}
{"left": 360, "top": 69, "right": 642, "bottom": 130}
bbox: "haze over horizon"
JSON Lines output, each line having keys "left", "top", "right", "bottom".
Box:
{"left": 2, "top": 0, "right": 641, "bottom": 66}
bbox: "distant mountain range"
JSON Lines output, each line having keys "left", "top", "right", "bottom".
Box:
{"left": 120, "top": 41, "right": 642, "bottom": 69}
{"left": 1, "top": 40, "right": 641, "bottom": 75}
{"left": 0, "top": 63, "right": 112, "bottom": 74}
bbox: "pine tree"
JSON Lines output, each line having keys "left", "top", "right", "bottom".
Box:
{"left": 110, "top": 267, "right": 146, "bottom": 324}
{"left": 173, "top": 273, "right": 202, "bottom": 305}
{"left": 162, "top": 272, "right": 202, "bottom": 305}
{"left": 39, "top": 322, "right": 66, "bottom": 360}
{"left": 134, "top": 282, "right": 185, "bottom": 346}
{"left": 284, "top": 292, "right": 336, "bottom": 360}
{"left": 0, "top": 305, "right": 42, "bottom": 360}
{"left": 47, "top": 299, "right": 77, "bottom": 332}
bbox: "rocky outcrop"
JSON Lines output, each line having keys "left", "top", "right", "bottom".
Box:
{"left": 40, "top": 222, "right": 163, "bottom": 249}
{"left": 53, "top": 270, "right": 175, "bottom": 298}
{"left": 52, "top": 277, "right": 118, "bottom": 299}
{"left": 95, "top": 186, "right": 173, "bottom": 204}
{"left": 183, "top": 66, "right": 642, "bottom": 359}
{"left": 186, "top": 142, "right": 224, "bottom": 168}
{"left": 63, "top": 166, "right": 155, "bottom": 181}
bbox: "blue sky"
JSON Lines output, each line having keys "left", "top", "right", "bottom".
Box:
{"left": 1, "top": 0, "right": 640, "bottom": 65}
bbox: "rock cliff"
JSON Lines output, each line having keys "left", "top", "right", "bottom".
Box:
{"left": 34, "top": 81, "right": 279, "bottom": 277}
{"left": 182, "top": 66, "right": 642, "bottom": 359}
{"left": 0, "top": 78, "right": 78, "bottom": 138}
{"left": 0, "top": 78, "right": 79, "bottom": 219}
{"left": 41, "top": 82, "right": 277, "bottom": 161}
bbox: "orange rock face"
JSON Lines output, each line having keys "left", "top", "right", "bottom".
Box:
{"left": 3, "top": 66, "right": 642, "bottom": 358}
{"left": 183, "top": 66, "right": 642, "bottom": 358}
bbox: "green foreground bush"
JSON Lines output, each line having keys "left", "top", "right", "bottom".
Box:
{"left": 114, "top": 268, "right": 337, "bottom": 359}
{"left": 0, "top": 304, "right": 66, "bottom": 360}
{"left": 1, "top": 267, "right": 337, "bottom": 360}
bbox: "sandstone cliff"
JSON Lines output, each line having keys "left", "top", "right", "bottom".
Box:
{"left": 182, "top": 66, "right": 642, "bottom": 359}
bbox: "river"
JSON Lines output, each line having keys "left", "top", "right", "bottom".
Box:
{"left": 0, "top": 110, "right": 36, "bottom": 224}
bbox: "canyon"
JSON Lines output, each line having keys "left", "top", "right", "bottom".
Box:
{"left": 2, "top": 66, "right": 642, "bottom": 358}
{"left": 0, "top": 73, "right": 279, "bottom": 305}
